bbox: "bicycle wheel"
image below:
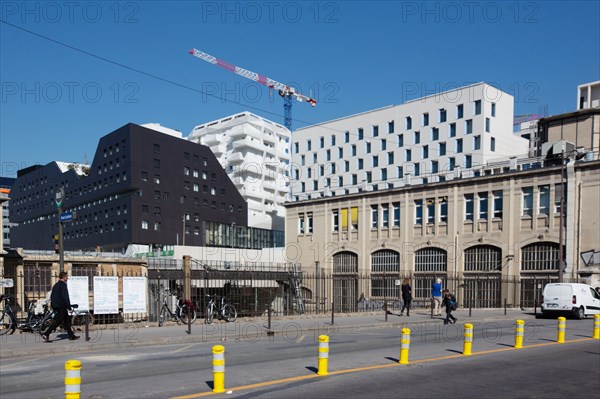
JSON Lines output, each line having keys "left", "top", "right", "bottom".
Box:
{"left": 180, "top": 306, "right": 197, "bottom": 324}
{"left": 0, "top": 309, "right": 14, "bottom": 335}
{"left": 72, "top": 312, "right": 94, "bottom": 329}
{"left": 222, "top": 304, "right": 237, "bottom": 323}
{"left": 158, "top": 307, "right": 167, "bottom": 327}
{"left": 205, "top": 304, "right": 213, "bottom": 324}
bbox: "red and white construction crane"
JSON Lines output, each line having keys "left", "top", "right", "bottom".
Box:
{"left": 188, "top": 48, "right": 316, "bottom": 131}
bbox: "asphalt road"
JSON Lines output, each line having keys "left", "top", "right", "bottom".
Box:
{"left": 1, "top": 318, "right": 598, "bottom": 398}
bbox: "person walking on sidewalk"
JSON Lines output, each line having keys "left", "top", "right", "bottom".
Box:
{"left": 442, "top": 289, "right": 457, "bottom": 325}
{"left": 400, "top": 278, "right": 412, "bottom": 316}
{"left": 41, "top": 272, "right": 79, "bottom": 342}
{"left": 432, "top": 278, "right": 443, "bottom": 316}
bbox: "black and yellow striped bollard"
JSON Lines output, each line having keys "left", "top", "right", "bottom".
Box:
{"left": 212, "top": 345, "right": 225, "bottom": 393}
{"left": 317, "top": 335, "right": 329, "bottom": 376}
{"left": 557, "top": 317, "right": 566, "bottom": 343}
{"left": 64, "top": 360, "right": 81, "bottom": 399}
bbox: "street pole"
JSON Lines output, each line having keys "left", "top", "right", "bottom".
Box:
{"left": 59, "top": 211, "right": 64, "bottom": 274}
{"left": 55, "top": 187, "right": 65, "bottom": 274}
{"left": 558, "top": 150, "right": 565, "bottom": 283}
{"left": 182, "top": 214, "right": 186, "bottom": 246}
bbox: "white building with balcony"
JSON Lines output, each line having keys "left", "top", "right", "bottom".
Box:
{"left": 291, "top": 82, "right": 529, "bottom": 201}
{"left": 578, "top": 80, "right": 600, "bottom": 110}
{"left": 188, "top": 112, "right": 290, "bottom": 231}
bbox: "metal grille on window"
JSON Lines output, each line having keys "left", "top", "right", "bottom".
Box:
{"left": 370, "top": 250, "right": 400, "bottom": 298}
{"left": 521, "top": 243, "right": 559, "bottom": 271}
{"left": 464, "top": 245, "right": 501, "bottom": 272}
{"left": 333, "top": 251, "right": 358, "bottom": 274}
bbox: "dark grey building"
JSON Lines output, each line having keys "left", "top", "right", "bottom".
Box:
{"left": 9, "top": 123, "right": 257, "bottom": 252}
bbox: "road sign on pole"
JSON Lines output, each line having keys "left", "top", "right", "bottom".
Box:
{"left": 60, "top": 212, "right": 73, "bottom": 222}
{"left": 55, "top": 188, "right": 64, "bottom": 208}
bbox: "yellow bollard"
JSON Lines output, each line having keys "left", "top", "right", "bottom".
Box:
{"left": 64, "top": 360, "right": 81, "bottom": 399}
{"left": 463, "top": 323, "right": 473, "bottom": 356}
{"left": 317, "top": 335, "right": 329, "bottom": 376}
{"left": 212, "top": 345, "right": 225, "bottom": 393}
{"left": 399, "top": 328, "right": 411, "bottom": 364}
{"left": 593, "top": 315, "right": 600, "bottom": 340}
{"left": 557, "top": 317, "right": 566, "bottom": 343}
{"left": 515, "top": 320, "right": 525, "bottom": 349}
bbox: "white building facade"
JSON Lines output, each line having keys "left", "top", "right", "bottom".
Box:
{"left": 291, "top": 82, "right": 529, "bottom": 201}
{"left": 188, "top": 112, "right": 291, "bottom": 231}
{"left": 577, "top": 80, "right": 600, "bottom": 110}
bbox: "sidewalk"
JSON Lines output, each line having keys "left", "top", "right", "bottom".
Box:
{"left": 0, "top": 308, "right": 537, "bottom": 359}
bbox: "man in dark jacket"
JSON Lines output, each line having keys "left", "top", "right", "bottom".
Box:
{"left": 41, "top": 272, "right": 79, "bottom": 342}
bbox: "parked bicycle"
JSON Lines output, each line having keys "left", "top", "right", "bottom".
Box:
{"left": 205, "top": 294, "right": 237, "bottom": 324}
{"left": 0, "top": 295, "right": 18, "bottom": 335}
{"left": 18, "top": 298, "right": 54, "bottom": 333}
{"left": 158, "top": 291, "right": 197, "bottom": 327}
{"left": 71, "top": 308, "right": 94, "bottom": 330}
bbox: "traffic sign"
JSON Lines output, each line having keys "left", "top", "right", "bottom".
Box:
{"left": 55, "top": 188, "right": 64, "bottom": 207}
{"left": 60, "top": 212, "right": 73, "bottom": 222}
{"left": 0, "top": 278, "right": 14, "bottom": 288}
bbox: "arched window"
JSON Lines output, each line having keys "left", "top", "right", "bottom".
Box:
{"left": 464, "top": 245, "right": 502, "bottom": 272}
{"left": 333, "top": 251, "right": 358, "bottom": 274}
{"left": 371, "top": 250, "right": 400, "bottom": 273}
{"left": 415, "top": 248, "right": 447, "bottom": 272}
{"left": 371, "top": 250, "right": 400, "bottom": 298}
{"left": 521, "top": 242, "right": 559, "bottom": 271}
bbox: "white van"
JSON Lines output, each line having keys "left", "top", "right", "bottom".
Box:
{"left": 541, "top": 283, "right": 600, "bottom": 319}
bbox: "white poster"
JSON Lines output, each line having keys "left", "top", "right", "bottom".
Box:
{"left": 67, "top": 276, "right": 90, "bottom": 312}
{"left": 93, "top": 276, "right": 119, "bottom": 314}
{"left": 123, "top": 277, "right": 147, "bottom": 314}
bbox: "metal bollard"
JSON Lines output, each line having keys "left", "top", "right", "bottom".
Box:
{"left": 557, "top": 317, "right": 566, "bottom": 343}
{"left": 399, "top": 328, "right": 411, "bottom": 364}
{"left": 64, "top": 360, "right": 81, "bottom": 399}
{"left": 463, "top": 323, "right": 473, "bottom": 356}
{"left": 317, "top": 335, "right": 329, "bottom": 376}
{"left": 515, "top": 320, "right": 525, "bottom": 349}
{"left": 212, "top": 345, "right": 225, "bottom": 393}
{"left": 594, "top": 315, "right": 600, "bottom": 340}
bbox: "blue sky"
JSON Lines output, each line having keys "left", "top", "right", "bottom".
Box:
{"left": 1, "top": 1, "right": 599, "bottom": 177}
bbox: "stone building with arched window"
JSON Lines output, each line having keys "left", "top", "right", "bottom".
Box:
{"left": 286, "top": 154, "right": 600, "bottom": 309}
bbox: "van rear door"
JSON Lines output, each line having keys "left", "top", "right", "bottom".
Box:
{"left": 544, "top": 284, "right": 573, "bottom": 310}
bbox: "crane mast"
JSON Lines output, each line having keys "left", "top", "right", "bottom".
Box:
{"left": 188, "top": 48, "right": 316, "bottom": 131}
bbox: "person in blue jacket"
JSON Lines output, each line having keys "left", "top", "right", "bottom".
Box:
{"left": 432, "top": 278, "right": 443, "bottom": 316}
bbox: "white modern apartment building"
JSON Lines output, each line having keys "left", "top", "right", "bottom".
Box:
{"left": 578, "top": 80, "right": 600, "bottom": 110}
{"left": 188, "top": 112, "right": 291, "bottom": 231}
{"left": 291, "top": 82, "right": 529, "bottom": 201}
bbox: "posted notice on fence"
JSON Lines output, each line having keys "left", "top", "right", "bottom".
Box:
{"left": 67, "top": 276, "right": 90, "bottom": 312}
{"left": 123, "top": 276, "right": 147, "bottom": 314}
{"left": 93, "top": 276, "right": 119, "bottom": 314}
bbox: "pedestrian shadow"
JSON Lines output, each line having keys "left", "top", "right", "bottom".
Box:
{"left": 305, "top": 366, "right": 318, "bottom": 374}
{"left": 385, "top": 356, "right": 399, "bottom": 363}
